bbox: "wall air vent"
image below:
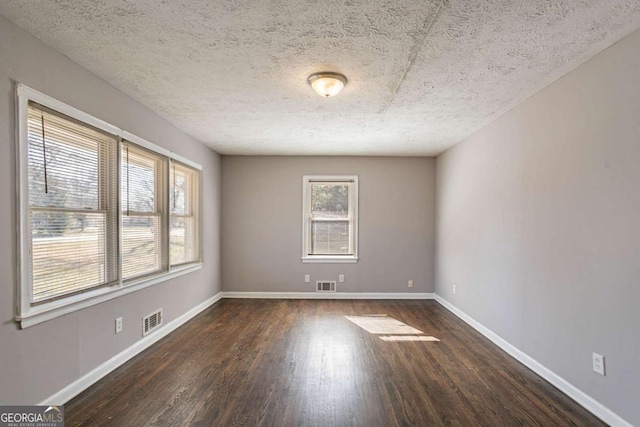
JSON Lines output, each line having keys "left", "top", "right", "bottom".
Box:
{"left": 142, "top": 308, "right": 163, "bottom": 336}
{"left": 316, "top": 281, "right": 336, "bottom": 292}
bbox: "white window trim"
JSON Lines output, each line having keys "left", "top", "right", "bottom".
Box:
{"left": 15, "top": 83, "right": 202, "bottom": 328}
{"left": 169, "top": 161, "right": 201, "bottom": 267}
{"left": 301, "top": 175, "right": 359, "bottom": 263}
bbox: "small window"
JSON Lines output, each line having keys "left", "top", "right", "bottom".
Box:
{"left": 170, "top": 161, "right": 200, "bottom": 266}
{"left": 302, "top": 175, "right": 358, "bottom": 263}
{"left": 121, "top": 142, "right": 167, "bottom": 279}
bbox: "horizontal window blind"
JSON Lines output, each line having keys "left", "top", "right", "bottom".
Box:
{"left": 19, "top": 87, "right": 204, "bottom": 321}
{"left": 309, "top": 181, "right": 353, "bottom": 255}
{"left": 27, "top": 102, "right": 118, "bottom": 303}
{"left": 121, "top": 142, "right": 167, "bottom": 280}
{"left": 170, "top": 162, "right": 200, "bottom": 266}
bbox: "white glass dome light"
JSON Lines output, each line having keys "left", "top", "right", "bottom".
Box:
{"left": 308, "top": 72, "right": 347, "bottom": 97}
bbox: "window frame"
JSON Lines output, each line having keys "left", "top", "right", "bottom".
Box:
{"left": 170, "top": 160, "right": 201, "bottom": 267}
{"left": 26, "top": 102, "right": 121, "bottom": 303}
{"left": 15, "top": 84, "right": 202, "bottom": 328}
{"left": 301, "top": 175, "right": 359, "bottom": 264}
{"left": 121, "top": 141, "right": 169, "bottom": 281}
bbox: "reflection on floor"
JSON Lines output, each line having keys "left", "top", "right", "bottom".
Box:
{"left": 345, "top": 314, "right": 439, "bottom": 342}
{"left": 379, "top": 335, "right": 440, "bottom": 342}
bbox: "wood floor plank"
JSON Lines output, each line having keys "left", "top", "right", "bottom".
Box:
{"left": 65, "top": 299, "right": 605, "bottom": 426}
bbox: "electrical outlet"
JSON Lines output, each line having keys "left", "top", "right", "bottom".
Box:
{"left": 115, "top": 317, "right": 123, "bottom": 334}
{"left": 304, "top": 274, "right": 310, "bottom": 283}
{"left": 408, "top": 280, "right": 414, "bottom": 288}
{"left": 338, "top": 274, "right": 345, "bottom": 283}
{"left": 453, "top": 284, "right": 457, "bottom": 294}
{"left": 592, "top": 353, "right": 605, "bottom": 376}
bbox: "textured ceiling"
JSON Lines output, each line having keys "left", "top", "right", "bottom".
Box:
{"left": 1, "top": 1, "right": 640, "bottom": 156}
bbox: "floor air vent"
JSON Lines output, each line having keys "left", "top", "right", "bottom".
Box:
{"left": 143, "top": 309, "right": 163, "bottom": 336}
{"left": 316, "top": 281, "right": 336, "bottom": 292}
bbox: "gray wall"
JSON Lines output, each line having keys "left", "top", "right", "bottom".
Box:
{"left": 435, "top": 29, "right": 640, "bottom": 425}
{"left": 0, "top": 16, "right": 221, "bottom": 404}
{"left": 222, "top": 156, "right": 435, "bottom": 294}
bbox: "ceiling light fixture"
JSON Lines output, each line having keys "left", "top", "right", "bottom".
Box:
{"left": 308, "top": 72, "right": 347, "bottom": 97}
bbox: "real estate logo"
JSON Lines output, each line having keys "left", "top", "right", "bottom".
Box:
{"left": 0, "top": 406, "right": 64, "bottom": 427}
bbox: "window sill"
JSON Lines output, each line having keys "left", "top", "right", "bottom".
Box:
{"left": 301, "top": 256, "right": 359, "bottom": 264}
{"left": 16, "top": 263, "right": 202, "bottom": 329}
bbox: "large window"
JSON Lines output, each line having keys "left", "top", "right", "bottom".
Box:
{"left": 16, "top": 84, "right": 202, "bottom": 328}
{"left": 27, "top": 103, "right": 119, "bottom": 302}
{"left": 302, "top": 175, "right": 358, "bottom": 263}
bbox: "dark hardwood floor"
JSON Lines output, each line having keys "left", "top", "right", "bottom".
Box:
{"left": 66, "top": 299, "right": 604, "bottom": 426}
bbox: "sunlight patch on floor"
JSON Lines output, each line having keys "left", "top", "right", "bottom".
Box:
{"left": 379, "top": 335, "right": 440, "bottom": 342}
{"left": 344, "top": 315, "right": 439, "bottom": 343}
{"left": 344, "top": 315, "right": 424, "bottom": 334}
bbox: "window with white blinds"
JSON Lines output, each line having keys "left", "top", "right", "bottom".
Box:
{"left": 27, "top": 102, "right": 119, "bottom": 303}
{"left": 17, "top": 84, "right": 202, "bottom": 326}
{"left": 302, "top": 176, "right": 359, "bottom": 263}
{"left": 170, "top": 162, "right": 200, "bottom": 266}
{"left": 122, "top": 143, "right": 167, "bottom": 279}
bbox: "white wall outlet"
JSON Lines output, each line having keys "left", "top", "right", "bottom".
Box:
{"left": 304, "top": 274, "right": 310, "bottom": 283}
{"left": 453, "top": 284, "right": 457, "bottom": 294}
{"left": 115, "top": 317, "right": 123, "bottom": 334}
{"left": 338, "top": 274, "right": 345, "bottom": 283}
{"left": 592, "top": 353, "right": 605, "bottom": 376}
{"left": 408, "top": 280, "right": 414, "bottom": 288}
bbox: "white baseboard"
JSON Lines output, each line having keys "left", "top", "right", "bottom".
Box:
{"left": 39, "top": 292, "right": 224, "bottom": 406}
{"left": 222, "top": 291, "right": 435, "bottom": 300}
{"left": 434, "top": 295, "right": 632, "bottom": 427}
